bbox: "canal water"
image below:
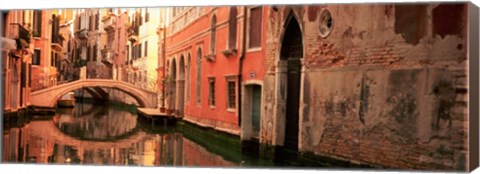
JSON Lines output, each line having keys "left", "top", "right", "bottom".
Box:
{"left": 2, "top": 101, "right": 290, "bottom": 167}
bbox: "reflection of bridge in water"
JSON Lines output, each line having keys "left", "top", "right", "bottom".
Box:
{"left": 29, "top": 120, "right": 152, "bottom": 150}
{"left": 28, "top": 119, "right": 154, "bottom": 163}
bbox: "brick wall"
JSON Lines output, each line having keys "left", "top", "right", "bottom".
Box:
{"left": 262, "top": 3, "right": 469, "bottom": 171}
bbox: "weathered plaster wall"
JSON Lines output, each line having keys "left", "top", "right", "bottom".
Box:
{"left": 263, "top": 3, "right": 468, "bottom": 170}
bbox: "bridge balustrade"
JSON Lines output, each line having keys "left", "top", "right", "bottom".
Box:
{"left": 31, "top": 66, "right": 158, "bottom": 93}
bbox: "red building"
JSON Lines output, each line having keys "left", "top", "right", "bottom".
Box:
{"left": 31, "top": 10, "right": 62, "bottom": 92}
{"left": 102, "top": 9, "right": 128, "bottom": 81}
{"left": 162, "top": 6, "right": 268, "bottom": 136}
{"left": 1, "top": 10, "right": 34, "bottom": 115}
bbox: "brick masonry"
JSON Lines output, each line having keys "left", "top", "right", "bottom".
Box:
{"left": 261, "top": 4, "right": 469, "bottom": 171}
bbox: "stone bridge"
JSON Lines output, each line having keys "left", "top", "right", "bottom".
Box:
{"left": 31, "top": 79, "right": 158, "bottom": 108}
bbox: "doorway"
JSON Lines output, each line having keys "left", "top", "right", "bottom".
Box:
{"left": 251, "top": 85, "right": 261, "bottom": 138}
{"left": 170, "top": 59, "right": 177, "bottom": 112}
{"left": 280, "top": 15, "right": 303, "bottom": 151}
{"left": 177, "top": 56, "right": 185, "bottom": 117}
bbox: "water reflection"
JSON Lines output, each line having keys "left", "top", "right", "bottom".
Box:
{"left": 2, "top": 102, "right": 241, "bottom": 167}
{"left": 54, "top": 103, "right": 138, "bottom": 141}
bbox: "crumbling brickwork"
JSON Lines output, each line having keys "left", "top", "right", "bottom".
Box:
{"left": 262, "top": 3, "right": 469, "bottom": 171}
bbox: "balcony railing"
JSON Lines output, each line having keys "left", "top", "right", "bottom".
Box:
{"left": 31, "top": 67, "right": 159, "bottom": 93}
{"left": 51, "top": 34, "right": 64, "bottom": 51}
{"left": 102, "top": 15, "right": 116, "bottom": 32}
{"left": 75, "top": 28, "right": 88, "bottom": 39}
{"left": 101, "top": 48, "right": 114, "bottom": 65}
{"left": 9, "top": 23, "right": 31, "bottom": 49}
{"left": 127, "top": 24, "right": 139, "bottom": 43}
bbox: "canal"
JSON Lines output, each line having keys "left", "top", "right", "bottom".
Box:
{"left": 3, "top": 101, "right": 319, "bottom": 168}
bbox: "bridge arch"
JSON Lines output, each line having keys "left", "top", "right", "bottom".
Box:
{"left": 29, "top": 119, "right": 152, "bottom": 150}
{"left": 31, "top": 79, "right": 157, "bottom": 108}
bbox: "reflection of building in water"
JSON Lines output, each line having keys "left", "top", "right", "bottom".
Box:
{"left": 3, "top": 125, "right": 34, "bottom": 163}
{"left": 182, "top": 136, "right": 236, "bottom": 167}
{"left": 130, "top": 138, "right": 156, "bottom": 166}
{"left": 3, "top": 125, "right": 56, "bottom": 164}
{"left": 4, "top": 102, "right": 240, "bottom": 167}
{"left": 152, "top": 132, "right": 236, "bottom": 167}
{"left": 28, "top": 132, "right": 55, "bottom": 163}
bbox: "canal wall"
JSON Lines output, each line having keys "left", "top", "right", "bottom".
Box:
{"left": 261, "top": 4, "right": 468, "bottom": 171}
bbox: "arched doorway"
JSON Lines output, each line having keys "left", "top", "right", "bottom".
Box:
{"left": 170, "top": 58, "right": 177, "bottom": 112}
{"left": 279, "top": 14, "right": 303, "bottom": 151}
{"left": 177, "top": 56, "right": 185, "bottom": 117}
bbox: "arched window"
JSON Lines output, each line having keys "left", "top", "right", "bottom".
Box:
{"left": 228, "top": 7, "right": 237, "bottom": 49}
{"left": 210, "top": 14, "right": 216, "bottom": 54}
{"left": 196, "top": 48, "right": 202, "bottom": 104}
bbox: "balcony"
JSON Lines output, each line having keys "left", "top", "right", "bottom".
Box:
{"left": 101, "top": 48, "right": 114, "bottom": 65}
{"left": 51, "top": 34, "right": 64, "bottom": 52}
{"left": 102, "top": 15, "right": 116, "bottom": 32}
{"left": 75, "top": 28, "right": 88, "bottom": 40}
{"left": 204, "top": 54, "right": 216, "bottom": 62}
{"left": 127, "top": 25, "right": 139, "bottom": 43}
{"left": 9, "top": 23, "right": 31, "bottom": 50}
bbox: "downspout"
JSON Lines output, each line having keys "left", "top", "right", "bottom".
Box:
{"left": 162, "top": 24, "right": 166, "bottom": 108}
{"left": 238, "top": 6, "right": 248, "bottom": 127}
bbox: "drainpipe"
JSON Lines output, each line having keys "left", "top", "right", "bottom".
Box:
{"left": 238, "top": 6, "right": 248, "bottom": 127}
{"left": 162, "top": 25, "right": 166, "bottom": 108}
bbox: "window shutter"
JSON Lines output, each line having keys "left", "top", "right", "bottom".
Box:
{"left": 95, "top": 13, "right": 99, "bottom": 30}
{"left": 249, "top": 7, "right": 263, "bottom": 48}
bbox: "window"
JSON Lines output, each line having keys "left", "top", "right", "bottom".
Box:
{"left": 228, "top": 7, "right": 237, "bottom": 49}
{"left": 50, "top": 51, "right": 55, "bottom": 67}
{"left": 145, "top": 8, "right": 150, "bottom": 22}
{"left": 33, "top": 49, "right": 41, "bottom": 65}
{"left": 89, "top": 14, "right": 93, "bottom": 31}
{"left": 209, "top": 78, "right": 215, "bottom": 106}
{"left": 248, "top": 7, "right": 263, "bottom": 49}
{"left": 33, "top": 10, "right": 42, "bottom": 37}
{"left": 87, "top": 46, "right": 91, "bottom": 61}
{"left": 95, "top": 13, "right": 99, "bottom": 30}
{"left": 139, "top": 43, "right": 142, "bottom": 58}
{"left": 144, "top": 41, "right": 148, "bottom": 57}
{"left": 210, "top": 15, "right": 216, "bottom": 54}
{"left": 196, "top": 48, "right": 202, "bottom": 104}
{"left": 227, "top": 80, "right": 236, "bottom": 109}
{"left": 93, "top": 45, "right": 97, "bottom": 61}
{"left": 126, "top": 45, "right": 130, "bottom": 61}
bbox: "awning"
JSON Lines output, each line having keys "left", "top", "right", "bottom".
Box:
{"left": 1, "top": 37, "right": 17, "bottom": 51}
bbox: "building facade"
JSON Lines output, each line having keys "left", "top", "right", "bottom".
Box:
{"left": 257, "top": 3, "right": 469, "bottom": 170}
{"left": 73, "top": 9, "right": 108, "bottom": 79}
{"left": 125, "top": 8, "right": 161, "bottom": 92}
{"left": 162, "top": 6, "right": 269, "bottom": 136}
{"left": 1, "top": 10, "right": 34, "bottom": 115}
{"left": 30, "top": 10, "right": 64, "bottom": 92}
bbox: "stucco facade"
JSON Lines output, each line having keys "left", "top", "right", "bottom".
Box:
{"left": 163, "top": 7, "right": 269, "bottom": 135}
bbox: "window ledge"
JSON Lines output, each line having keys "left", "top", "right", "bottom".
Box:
{"left": 246, "top": 47, "right": 262, "bottom": 53}
{"left": 227, "top": 108, "right": 236, "bottom": 112}
{"left": 221, "top": 49, "right": 237, "bottom": 57}
{"left": 209, "top": 105, "right": 216, "bottom": 109}
{"left": 205, "top": 54, "right": 216, "bottom": 62}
